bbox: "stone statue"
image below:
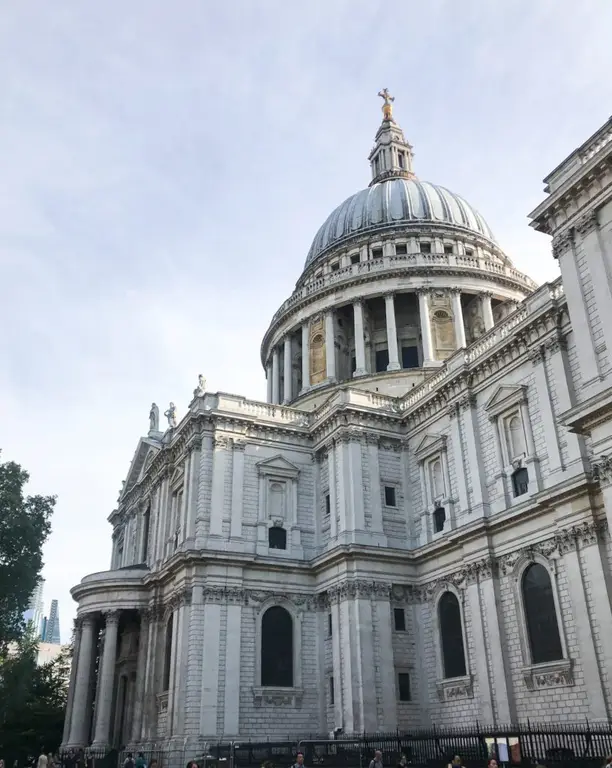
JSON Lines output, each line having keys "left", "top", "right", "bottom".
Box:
{"left": 164, "top": 402, "right": 177, "bottom": 429}
{"left": 378, "top": 88, "right": 395, "bottom": 120}
{"left": 149, "top": 402, "right": 159, "bottom": 432}
{"left": 193, "top": 373, "right": 206, "bottom": 397}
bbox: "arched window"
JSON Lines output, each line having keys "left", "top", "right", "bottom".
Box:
{"left": 141, "top": 506, "right": 151, "bottom": 563}
{"left": 507, "top": 414, "right": 525, "bottom": 459}
{"left": 522, "top": 563, "right": 563, "bottom": 664}
{"left": 162, "top": 614, "right": 174, "bottom": 691}
{"left": 512, "top": 467, "right": 529, "bottom": 497}
{"left": 261, "top": 606, "right": 293, "bottom": 687}
{"left": 438, "top": 592, "right": 467, "bottom": 678}
{"left": 268, "top": 526, "right": 287, "bottom": 550}
{"left": 431, "top": 459, "right": 445, "bottom": 500}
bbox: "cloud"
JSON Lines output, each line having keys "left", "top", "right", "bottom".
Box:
{"left": 1, "top": 0, "right": 611, "bottom": 638}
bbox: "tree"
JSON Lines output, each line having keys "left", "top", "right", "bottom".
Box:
{"left": 0, "top": 629, "right": 70, "bottom": 761}
{"left": 0, "top": 453, "right": 55, "bottom": 651}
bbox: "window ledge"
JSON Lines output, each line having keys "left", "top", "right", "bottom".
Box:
{"left": 253, "top": 686, "right": 303, "bottom": 707}
{"left": 436, "top": 674, "right": 473, "bottom": 701}
{"left": 522, "top": 658, "right": 574, "bottom": 690}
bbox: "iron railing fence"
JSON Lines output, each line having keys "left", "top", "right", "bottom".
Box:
{"left": 58, "top": 722, "right": 612, "bottom": 768}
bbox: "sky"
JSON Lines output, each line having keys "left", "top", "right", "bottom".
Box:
{"left": 1, "top": 1, "right": 611, "bottom": 640}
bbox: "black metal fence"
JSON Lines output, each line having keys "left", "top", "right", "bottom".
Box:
{"left": 66, "top": 722, "right": 612, "bottom": 768}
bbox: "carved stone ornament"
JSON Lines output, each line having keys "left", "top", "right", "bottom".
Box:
{"left": 551, "top": 230, "right": 573, "bottom": 259}
{"left": 591, "top": 454, "right": 612, "bottom": 486}
{"left": 436, "top": 675, "right": 473, "bottom": 701}
{"left": 522, "top": 659, "right": 574, "bottom": 691}
{"left": 204, "top": 586, "right": 246, "bottom": 604}
{"left": 327, "top": 580, "right": 392, "bottom": 602}
{"left": 253, "top": 687, "right": 303, "bottom": 708}
{"left": 544, "top": 334, "right": 567, "bottom": 355}
{"left": 574, "top": 209, "right": 599, "bottom": 237}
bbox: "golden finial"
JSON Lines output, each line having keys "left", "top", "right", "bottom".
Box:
{"left": 378, "top": 88, "right": 395, "bottom": 121}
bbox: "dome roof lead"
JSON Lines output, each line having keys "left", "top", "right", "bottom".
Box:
{"left": 369, "top": 89, "right": 416, "bottom": 185}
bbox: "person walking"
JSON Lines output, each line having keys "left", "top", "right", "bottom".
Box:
{"left": 135, "top": 754, "right": 147, "bottom": 768}
{"left": 291, "top": 753, "right": 305, "bottom": 768}
{"left": 37, "top": 752, "right": 48, "bottom": 768}
{"left": 369, "top": 751, "right": 383, "bottom": 768}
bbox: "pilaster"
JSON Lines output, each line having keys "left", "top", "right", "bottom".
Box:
{"left": 481, "top": 292, "right": 494, "bottom": 331}
{"left": 209, "top": 435, "right": 231, "bottom": 539}
{"left": 272, "top": 347, "right": 280, "bottom": 404}
{"left": 301, "top": 322, "right": 310, "bottom": 391}
{"left": 223, "top": 602, "right": 242, "bottom": 736}
{"left": 460, "top": 396, "right": 487, "bottom": 515}
{"left": 283, "top": 335, "right": 292, "bottom": 404}
{"left": 199, "top": 601, "right": 222, "bottom": 736}
{"left": 353, "top": 300, "right": 367, "bottom": 376}
{"left": 366, "top": 436, "right": 384, "bottom": 536}
{"left": 448, "top": 404, "right": 469, "bottom": 517}
{"left": 451, "top": 289, "right": 467, "bottom": 348}
{"left": 418, "top": 289, "right": 435, "bottom": 365}
{"left": 325, "top": 310, "right": 336, "bottom": 381}
{"left": 530, "top": 346, "right": 563, "bottom": 479}
{"left": 230, "top": 440, "right": 245, "bottom": 541}
{"left": 384, "top": 293, "right": 401, "bottom": 371}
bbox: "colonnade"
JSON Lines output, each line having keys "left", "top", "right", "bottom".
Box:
{"left": 63, "top": 610, "right": 148, "bottom": 751}
{"left": 266, "top": 289, "right": 496, "bottom": 404}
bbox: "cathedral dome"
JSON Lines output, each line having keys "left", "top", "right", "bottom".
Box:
{"left": 305, "top": 178, "right": 496, "bottom": 267}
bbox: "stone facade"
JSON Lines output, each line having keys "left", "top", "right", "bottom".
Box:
{"left": 63, "top": 107, "right": 612, "bottom": 752}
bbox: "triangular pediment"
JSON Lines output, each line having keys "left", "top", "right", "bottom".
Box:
{"left": 414, "top": 432, "right": 447, "bottom": 460}
{"left": 484, "top": 385, "right": 527, "bottom": 417}
{"left": 256, "top": 454, "right": 301, "bottom": 478}
{"left": 121, "top": 438, "right": 161, "bottom": 500}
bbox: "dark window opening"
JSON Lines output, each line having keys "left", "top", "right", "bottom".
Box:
{"left": 384, "top": 486, "right": 397, "bottom": 507}
{"left": 439, "top": 591, "right": 467, "bottom": 679}
{"left": 328, "top": 612, "right": 332, "bottom": 637}
{"left": 372, "top": 247, "right": 383, "bottom": 259}
{"left": 163, "top": 614, "right": 174, "bottom": 691}
{"left": 376, "top": 349, "right": 389, "bottom": 372}
{"left": 261, "top": 606, "right": 293, "bottom": 687}
{"left": 398, "top": 672, "right": 411, "bottom": 701}
{"left": 512, "top": 467, "right": 529, "bottom": 497}
{"left": 315, "top": 270, "right": 323, "bottom": 279}
{"left": 398, "top": 153, "right": 404, "bottom": 169}
{"left": 465, "top": 248, "right": 474, "bottom": 257}
{"left": 433, "top": 506, "right": 446, "bottom": 533}
{"left": 325, "top": 493, "right": 331, "bottom": 515}
{"left": 142, "top": 506, "right": 151, "bottom": 562}
{"left": 523, "top": 563, "right": 563, "bottom": 664}
{"left": 394, "top": 608, "right": 406, "bottom": 632}
{"left": 330, "top": 262, "right": 339, "bottom": 272}
{"left": 329, "top": 676, "right": 335, "bottom": 705}
{"left": 420, "top": 242, "right": 431, "bottom": 254}
{"left": 351, "top": 356, "right": 356, "bottom": 374}
{"left": 444, "top": 245, "right": 453, "bottom": 255}
{"left": 401, "top": 346, "right": 419, "bottom": 369}
{"left": 350, "top": 254, "right": 360, "bottom": 264}
{"left": 395, "top": 243, "right": 407, "bottom": 255}
{"left": 268, "top": 526, "right": 287, "bottom": 550}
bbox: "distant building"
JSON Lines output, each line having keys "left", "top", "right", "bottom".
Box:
{"left": 23, "top": 580, "right": 45, "bottom": 636}
{"left": 42, "top": 599, "right": 61, "bottom": 645}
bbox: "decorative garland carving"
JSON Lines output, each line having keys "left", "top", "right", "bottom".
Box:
{"left": 551, "top": 230, "right": 573, "bottom": 259}
{"left": 591, "top": 454, "right": 612, "bottom": 487}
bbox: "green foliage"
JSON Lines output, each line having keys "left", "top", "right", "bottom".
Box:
{"left": 0, "top": 452, "right": 55, "bottom": 651}
{"left": 0, "top": 633, "right": 70, "bottom": 761}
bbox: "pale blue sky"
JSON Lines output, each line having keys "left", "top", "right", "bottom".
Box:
{"left": 1, "top": 1, "right": 611, "bottom": 639}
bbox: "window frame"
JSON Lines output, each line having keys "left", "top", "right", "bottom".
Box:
{"left": 393, "top": 607, "right": 406, "bottom": 632}
{"left": 432, "top": 585, "right": 473, "bottom": 700}
{"left": 512, "top": 553, "right": 573, "bottom": 690}
{"left": 254, "top": 598, "right": 304, "bottom": 705}
{"left": 384, "top": 485, "right": 397, "bottom": 508}
{"left": 414, "top": 432, "right": 453, "bottom": 541}
{"left": 397, "top": 669, "right": 412, "bottom": 702}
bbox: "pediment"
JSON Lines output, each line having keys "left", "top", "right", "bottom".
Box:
{"left": 484, "top": 385, "right": 527, "bottom": 419}
{"left": 414, "top": 432, "right": 447, "bottom": 460}
{"left": 121, "top": 438, "right": 161, "bottom": 500}
{"left": 256, "top": 454, "right": 300, "bottom": 479}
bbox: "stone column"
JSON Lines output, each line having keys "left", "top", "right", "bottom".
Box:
{"left": 283, "top": 335, "right": 292, "bottom": 404}
{"left": 272, "top": 347, "right": 280, "bottom": 404}
{"left": 67, "top": 614, "right": 97, "bottom": 747}
{"left": 327, "top": 447, "right": 337, "bottom": 539}
{"left": 418, "top": 290, "right": 435, "bottom": 365}
{"left": 353, "top": 300, "right": 367, "bottom": 376}
{"left": 209, "top": 435, "right": 230, "bottom": 538}
{"left": 266, "top": 361, "right": 273, "bottom": 403}
{"left": 481, "top": 292, "right": 494, "bottom": 331}
{"left": 325, "top": 310, "right": 336, "bottom": 380}
{"left": 384, "top": 293, "right": 401, "bottom": 371}
{"left": 230, "top": 439, "right": 245, "bottom": 539}
{"left": 451, "top": 289, "right": 467, "bottom": 348}
{"left": 301, "top": 322, "right": 310, "bottom": 391}
{"left": 130, "top": 611, "right": 150, "bottom": 743}
{"left": 92, "top": 611, "right": 120, "bottom": 748}
{"left": 62, "top": 619, "right": 83, "bottom": 747}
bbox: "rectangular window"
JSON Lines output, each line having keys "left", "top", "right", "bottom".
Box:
{"left": 384, "top": 486, "right": 396, "bottom": 507}
{"left": 398, "top": 153, "right": 404, "bottom": 168}
{"left": 444, "top": 244, "right": 453, "bottom": 255}
{"left": 325, "top": 493, "right": 331, "bottom": 515}
{"left": 375, "top": 348, "right": 389, "bottom": 372}
{"left": 350, "top": 253, "right": 360, "bottom": 264}
{"left": 398, "top": 672, "right": 411, "bottom": 701}
{"left": 395, "top": 243, "right": 407, "bottom": 255}
{"left": 371, "top": 247, "right": 383, "bottom": 259}
{"left": 420, "top": 242, "right": 431, "bottom": 254}
{"left": 350, "top": 355, "right": 356, "bottom": 374}
{"left": 465, "top": 248, "right": 474, "bottom": 257}
{"left": 394, "top": 608, "right": 406, "bottom": 631}
{"left": 328, "top": 612, "right": 332, "bottom": 637}
{"left": 401, "top": 346, "right": 419, "bottom": 369}
{"left": 329, "top": 676, "right": 335, "bottom": 705}
{"left": 330, "top": 261, "right": 340, "bottom": 272}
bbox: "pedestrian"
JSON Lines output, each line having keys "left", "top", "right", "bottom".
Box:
{"left": 37, "top": 752, "right": 48, "bottom": 768}
{"left": 447, "top": 756, "right": 464, "bottom": 768}
{"left": 186, "top": 762, "right": 198, "bottom": 768}
{"left": 149, "top": 760, "right": 158, "bottom": 768}
{"left": 135, "top": 755, "right": 147, "bottom": 768}
{"left": 291, "top": 753, "right": 305, "bottom": 768}
{"left": 369, "top": 751, "right": 383, "bottom": 768}
{"left": 488, "top": 760, "right": 498, "bottom": 768}
{"left": 604, "top": 758, "right": 612, "bottom": 768}
{"left": 123, "top": 755, "right": 135, "bottom": 768}
{"left": 396, "top": 755, "right": 407, "bottom": 768}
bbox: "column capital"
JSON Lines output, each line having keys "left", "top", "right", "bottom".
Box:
{"left": 416, "top": 286, "right": 432, "bottom": 296}
{"left": 575, "top": 209, "right": 598, "bottom": 237}
{"left": 449, "top": 287, "right": 462, "bottom": 295}
{"left": 480, "top": 290, "right": 493, "bottom": 299}
{"left": 80, "top": 613, "right": 97, "bottom": 629}
{"left": 552, "top": 229, "right": 574, "bottom": 259}
{"left": 103, "top": 610, "right": 121, "bottom": 626}
{"left": 383, "top": 290, "right": 395, "bottom": 300}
